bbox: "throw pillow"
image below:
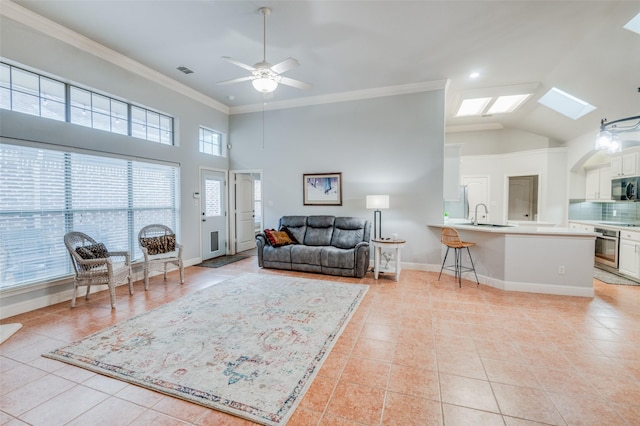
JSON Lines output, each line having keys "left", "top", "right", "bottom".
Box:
{"left": 76, "top": 243, "right": 108, "bottom": 259}
{"left": 280, "top": 226, "right": 299, "bottom": 244}
{"left": 263, "top": 229, "right": 277, "bottom": 246}
{"left": 271, "top": 230, "right": 294, "bottom": 247}
{"left": 141, "top": 235, "right": 176, "bottom": 255}
{"left": 263, "top": 229, "right": 294, "bottom": 247}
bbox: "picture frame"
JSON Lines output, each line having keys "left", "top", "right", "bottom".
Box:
{"left": 303, "top": 173, "right": 342, "bottom": 206}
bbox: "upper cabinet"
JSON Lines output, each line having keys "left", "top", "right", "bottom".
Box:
{"left": 610, "top": 152, "right": 638, "bottom": 178}
{"left": 586, "top": 166, "right": 612, "bottom": 201}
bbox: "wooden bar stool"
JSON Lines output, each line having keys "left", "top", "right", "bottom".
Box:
{"left": 438, "top": 227, "right": 479, "bottom": 288}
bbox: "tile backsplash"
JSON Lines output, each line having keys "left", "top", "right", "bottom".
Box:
{"left": 569, "top": 200, "right": 640, "bottom": 223}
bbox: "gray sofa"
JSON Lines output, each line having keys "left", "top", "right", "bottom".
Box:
{"left": 256, "top": 215, "right": 371, "bottom": 278}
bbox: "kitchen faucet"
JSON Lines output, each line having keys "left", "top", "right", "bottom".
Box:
{"left": 474, "top": 203, "right": 488, "bottom": 225}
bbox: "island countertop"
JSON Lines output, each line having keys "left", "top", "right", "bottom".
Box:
{"left": 428, "top": 221, "right": 598, "bottom": 237}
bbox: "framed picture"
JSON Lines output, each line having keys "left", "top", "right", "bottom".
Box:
{"left": 303, "top": 173, "right": 342, "bottom": 206}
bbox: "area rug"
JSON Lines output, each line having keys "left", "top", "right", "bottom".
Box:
{"left": 594, "top": 268, "right": 640, "bottom": 286}
{"left": 43, "top": 274, "right": 368, "bottom": 425}
{"left": 195, "top": 254, "right": 250, "bottom": 268}
{"left": 0, "top": 323, "right": 22, "bottom": 344}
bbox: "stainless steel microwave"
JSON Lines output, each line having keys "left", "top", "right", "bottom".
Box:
{"left": 611, "top": 177, "right": 640, "bottom": 201}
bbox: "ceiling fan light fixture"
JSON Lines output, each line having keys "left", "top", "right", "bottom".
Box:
{"left": 252, "top": 77, "right": 278, "bottom": 93}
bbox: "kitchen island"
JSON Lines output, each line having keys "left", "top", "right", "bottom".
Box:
{"left": 428, "top": 222, "right": 598, "bottom": 297}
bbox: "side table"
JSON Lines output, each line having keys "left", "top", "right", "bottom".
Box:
{"left": 371, "top": 238, "right": 406, "bottom": 281}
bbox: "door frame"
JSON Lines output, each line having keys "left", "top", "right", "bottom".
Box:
{"left": 199, "top": 167, "right": 230, "bottom": 261}
{"left": 229, "top": 169, "right": 263, "bottom": 255}
{"left": 504, "top": 172, "right": 541, "bottom": 223}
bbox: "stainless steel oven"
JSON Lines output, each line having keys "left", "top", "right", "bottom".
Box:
{"left": 594, "top": 227, "right": 619, "bottom": 269}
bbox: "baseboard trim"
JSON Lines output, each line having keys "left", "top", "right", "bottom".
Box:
{"left": 1, "top": 257, "right": 202, "bottom": 320}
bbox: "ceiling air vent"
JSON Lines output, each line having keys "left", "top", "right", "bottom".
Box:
{"left": 177, "top": 66, "right": 194, "bottom": 74}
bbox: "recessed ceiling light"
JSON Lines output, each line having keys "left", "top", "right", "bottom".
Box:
{"left": 456, "top": 97, "right": 492, "bottom": 117}
{"left": 487, "top": 94, "right": 532, "bottom": 114}
{"left": 624, "top": 12, "right": 640, "bottom": 35}
{"left": 537, "top": 87, "right": 596, "bottom": 120}
{"left": 469, "top": 72, "right": 480, "bottom": 79}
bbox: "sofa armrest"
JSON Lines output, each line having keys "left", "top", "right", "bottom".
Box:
{"left": 353, "top": 242, "right": 370, "bottom": 278}
{"left": 255, "top": 233, "right": 267, "bottom": 267}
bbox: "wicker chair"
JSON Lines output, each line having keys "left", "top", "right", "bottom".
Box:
{"left": 138, "top": 224, "right": 184, "bottom": 290}
{"left": 63, "top": 231, "right": 133, "bottom": 309}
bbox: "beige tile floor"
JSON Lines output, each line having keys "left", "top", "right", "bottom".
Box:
{"left": 1, "top": 256, "right": 640, "bottom": 425}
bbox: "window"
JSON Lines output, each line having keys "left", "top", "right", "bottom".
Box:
{"left": 132, "top": 106, "right": 174, "bottom": 145}
{"left": 1, "top": 62, "right": 174, "bottom": 144}
{"left": 0, "top": 63, "right": 66, "bottom": 121}
{"left": 70, "top": 87, "right": 128, "bottom": 135}
{"left": 199, "top": 127, "right": 223, "bottom": 156}
{"left": 0, "top": 143, "right": 180, "bottom": 290}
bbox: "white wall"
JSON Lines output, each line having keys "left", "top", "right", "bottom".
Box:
{"left": 229, "top": 90, "right": 446, "bottom": 265}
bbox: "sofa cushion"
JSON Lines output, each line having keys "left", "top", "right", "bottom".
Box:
{"left": 279, "top": 216, "right": 307, "bottom": 245}
{"left": 331, "top": 217, "right": 367, "bottom": 249}
{"left": 291, "top": 245, "right": 323, "bottom": 265}
{"left": 321, "top": 246, "right": 355, "bottom": 269}
{"left": 303, "top": 216, "right": 335, "bottom": 246}
{"left": 263, "top": 245, "right": 293, "bottom": 263}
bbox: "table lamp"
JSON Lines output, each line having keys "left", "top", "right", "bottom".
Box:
{"left": 366, "top": 195, "right": 389, "bottom": 239}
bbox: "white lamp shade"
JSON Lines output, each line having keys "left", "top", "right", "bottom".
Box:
{"left": 252, "top": 77, "right": 278, "bottom": 93}
{"left": 366, "top": 195, "right": 389, "bottom": 209}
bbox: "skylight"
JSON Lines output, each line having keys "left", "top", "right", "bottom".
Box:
{"left": 456, "top": 97, "right": 491, "bottom": 117}
{"left": 537, "top": 87, "right": 596, "bottom": 120}
{"left": 624, "top": 12, "right": 640, "bottom": 35}
{"left": 486, "top": 94, "right": 532, "bottom": 114}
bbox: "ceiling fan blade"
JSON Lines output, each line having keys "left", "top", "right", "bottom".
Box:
{"left": 279, "top": 76, "right": 313, "bottom": 90}
{"left": 221, "top": 56, "right": 256, "bottom": 71}
{"left": 217, "top": 76, "right": 255, "bottom": 85}
{"left": 270, "top": 57, "right": 300, "bottom": 75}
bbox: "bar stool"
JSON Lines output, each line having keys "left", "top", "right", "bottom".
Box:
{"left": 438, "top": 227, "right": 479, "bottom": 288}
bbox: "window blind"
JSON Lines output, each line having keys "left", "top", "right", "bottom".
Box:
{"left": 0, "top": 143, "right": 180, "bottom": 290}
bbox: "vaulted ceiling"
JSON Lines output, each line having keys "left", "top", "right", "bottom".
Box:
{"left": 5, "top": 0, "right": 640, "bottom": 143}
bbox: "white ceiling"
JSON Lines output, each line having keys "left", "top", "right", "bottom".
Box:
{"left": 7, "top": 0, "right": 640, "bottom": 143}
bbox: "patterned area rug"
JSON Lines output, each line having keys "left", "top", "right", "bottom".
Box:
{"left": 43, "top": 274, "right": 368, "bottom": 425}
{"left": 195, "top": 254, "right": 250, "bottom": 268}
{"left": 594, "top": 268, "right": 640, "bottom": 286}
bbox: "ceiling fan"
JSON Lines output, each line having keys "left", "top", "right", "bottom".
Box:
{"left": 217, "top": 7, "right": 312, "bottom": 94}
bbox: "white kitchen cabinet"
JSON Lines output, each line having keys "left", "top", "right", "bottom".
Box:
{"left": 610, "top": 152, "right": 638, "bottom": 178}
{"left": 585, "top": 166, "right": 611, "bottom": 200}
{"left": 619, "top": 230, "right": 640, "bottom": 279}
{"left": 569, "top": 222, "right": 594, "bottom": 232}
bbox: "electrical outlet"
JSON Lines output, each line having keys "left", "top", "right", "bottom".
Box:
{"left": 558, "top": 265, "right": 565, "bottom": 275}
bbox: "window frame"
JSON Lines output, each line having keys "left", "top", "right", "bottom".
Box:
{"left": 199, "top": 126, "right": 224, "bottom": 157}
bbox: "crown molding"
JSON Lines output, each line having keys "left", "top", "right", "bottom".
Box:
{"left": 445, "top": 123, "right": 504, "bottom": 133}
{"left": 1, "top": 0, "right": 229, "bottom": 114}
{"left": 229, "top": 79, "right": 449, "bottom": 115}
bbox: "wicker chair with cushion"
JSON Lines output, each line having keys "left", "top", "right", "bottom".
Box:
{"left": 64, "top": 231, "right": 133, "bottom": 309}
{"left": 138, "top": 224, "right": 184, "bottom": 290}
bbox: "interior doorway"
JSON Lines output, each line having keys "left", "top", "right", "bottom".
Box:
{"left": 508, "top": 175, "right": 538, "bottom": 221}
{"left": 229, "top": 170, "right": 263, "bottom": 254}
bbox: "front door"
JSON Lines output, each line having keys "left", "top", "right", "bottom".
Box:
{"left": 201, "top": 170, "right": 227, "bottom": 260}
{"left": 235, "top": 173, "right": 256, "bottom": 252}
